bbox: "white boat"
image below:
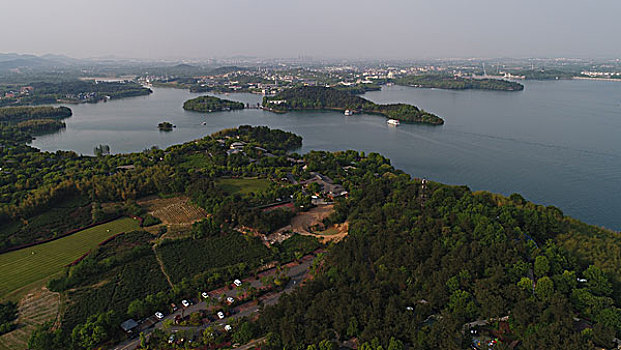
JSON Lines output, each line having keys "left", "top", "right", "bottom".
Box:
{"left": 387, "top": 119, "right": 400, "bottom": 126}
{"left": 344, "top": 109, "right": 353, "bottom": 116}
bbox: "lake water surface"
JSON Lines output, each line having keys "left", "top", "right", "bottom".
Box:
{"left": 31, "top": 81, "right": 621, "bottom": 230}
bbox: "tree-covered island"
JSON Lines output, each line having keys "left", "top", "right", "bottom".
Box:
{"left": 183, "top": 95, "right": 245, "bottom": 113}
{"left": 157, "top": 121, "right": 174, "bottom": 131}
{"left": 394, "top": 74, "right": 524, "bottom": 91}
{"left": 262, "top": 86, "right": 444, "bottom": 125}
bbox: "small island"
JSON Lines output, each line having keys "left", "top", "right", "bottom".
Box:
{"left": 157, "top": 121, "right": 174, "bottom": 131}
{"left": 262, "top": 86, "right": 444, "bottom": 125}
{"left": 395, "top": 74, "right": 524, "bottom": 91}
{"left": 182, "top": 95, "right": 245, "bottom": 113}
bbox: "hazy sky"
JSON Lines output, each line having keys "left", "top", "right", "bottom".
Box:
{"left": 2, "top": 0, "right": 620, "bottom": 60}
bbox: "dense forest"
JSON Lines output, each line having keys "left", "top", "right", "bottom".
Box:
{"left": 183, "top": 95, "right": 246, "bottom": 113}
{"left": 258, "top": 150, "right": 621, "bottom": 350}
{"left": 394, "top": 75, "right": 524, "bottom": 91}
{"left": 263, "top": 87, "right": 444, "bottom": 125}
{"left": 0, "top": 105, "right": 72, "bottom": 121}
{"left": 0, "top": 80, "right": 151, "bottom": 106}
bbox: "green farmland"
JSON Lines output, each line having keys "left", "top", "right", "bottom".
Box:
{"left": 216, "top": 177, "right": 271, "bottom": 195}
{"left": 0, "top": 217, "right": 140, "bottom": 299}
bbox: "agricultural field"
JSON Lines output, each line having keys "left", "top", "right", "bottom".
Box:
{"left": 216, "top": 178, "right": 271, "bottom": 195}
{"left": 0, "top": 288, "right": 59, "bottom": 350}
{"left": 157, "top": 233, "right": 272, "bottom": 283}
{"left": 0, "top": 195, "right": 92, "bottom": 252}
{"left": 62, "top": 252, "right": 170, "bottom": 331}
{"left": 138, "top": 196, "right": 207, "bottom": 225}
{"left": 0, "top": 217, "right": 140, "bottom": 300}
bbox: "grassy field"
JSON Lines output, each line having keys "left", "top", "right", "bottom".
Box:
{"left": 216, "top": 178, "right": 271, "bottom": 195}
{"left": 0, "top": 217, "right": 140, "bottom": 300}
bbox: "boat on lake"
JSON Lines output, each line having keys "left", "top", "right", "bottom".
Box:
{"left": 387, "top": 119, "right": 400, "bottom": 126}
{"left": 344, "top": 109, "right": 353, "bottom": 116}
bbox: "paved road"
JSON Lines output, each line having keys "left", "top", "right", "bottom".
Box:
{"left": 112, "top": 254, "right": 317, "bottom": 350}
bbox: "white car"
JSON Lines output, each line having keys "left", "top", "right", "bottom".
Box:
{"left": 181, "top": 299, "right": 190, "bottom": 307}
{"left": 155, "top": 311, "right": 164, "bottom": 319}
{"left": 233, "top": 279, "right": 242, "bottom": 287}
{"left": 201, "top": 292, "right": 209, "bottom": 299}
{"left": 217, "top": 311, "right": 225, "bottom": 319}
{"left": 226, "top": 296, "right": 235, "bottom": 304}
{"left": 224, "top": 324, "right": 232, "bottom": 332}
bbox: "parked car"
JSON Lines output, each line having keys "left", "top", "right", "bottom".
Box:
{"left": 224, "top": 324, "right": 232, "bottom": 332}
{"left": 233, "top": 279, "right": 242, "bottom": 287}
{"left": 226, "top": 296, "right": 235, "bottom": 304}
{"left": 201, "top": 292, "right": 209, "bottom": 299}
{"left": 217, "top": 311, "right": 225, "bottom": 319}
{"left": 155, "top": 311, "right": 164, "bottom": 319}
{"left": 182, "top": 299, "right": 190, "bottom": 308}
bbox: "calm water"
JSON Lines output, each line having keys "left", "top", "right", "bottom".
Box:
{"left": 32, "top": 81, "right": 621, "bottom": 230}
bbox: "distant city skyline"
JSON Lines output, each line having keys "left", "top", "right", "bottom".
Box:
{"left": 1, "top": 0, "right": 620, "bottom": 60}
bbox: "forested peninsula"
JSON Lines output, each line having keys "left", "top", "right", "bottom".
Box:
{"left": 0, "top": 106, "right": 72, "bottom": 135}
{"left": 0, "top": 81, "right": 152, "bottom": 107}
{"left": 183, "top": 95, "right": 245, "bottom": 113}
{"left": 395, "top": 75, "right": 524, "bottom": 91}
{"left": 263, "top": 86, "right": 444, "bottom": 125}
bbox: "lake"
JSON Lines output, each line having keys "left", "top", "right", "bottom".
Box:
{"left": 31, "top": 81, "right": 621, "bottom": 230}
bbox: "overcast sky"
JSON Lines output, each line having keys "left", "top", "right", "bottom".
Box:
{"left": 1, "top": 0, "right": 620, "bottom": 60}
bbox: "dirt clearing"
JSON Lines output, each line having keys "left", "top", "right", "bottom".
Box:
{"left": 281, "top": 205, "right": 348, "bottom": 243}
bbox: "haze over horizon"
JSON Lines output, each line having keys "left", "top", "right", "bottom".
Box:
{"left": 2, "top": 0, "right": 620, "bottom": 60}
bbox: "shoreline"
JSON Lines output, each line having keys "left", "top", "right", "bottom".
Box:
{"left": 573, "top": 76, "right": 621, "bottom": 82}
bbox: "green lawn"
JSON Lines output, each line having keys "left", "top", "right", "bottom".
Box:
{"left": 216, "top": 178, "right": 271, "bottom": 195}
{"left": 0, "top": 217, "right": 140, "bottom": 300}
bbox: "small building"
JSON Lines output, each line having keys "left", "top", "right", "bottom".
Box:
{"left": 120, "top": 319, "right": 139, "bottom": 333}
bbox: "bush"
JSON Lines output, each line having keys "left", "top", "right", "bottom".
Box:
{"left": 142, "top": 214, "right": 162, "bottom": 227}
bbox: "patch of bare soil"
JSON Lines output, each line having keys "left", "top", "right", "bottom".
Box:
{"left": 280, "top": 205, "right": 349, "bottom": 244}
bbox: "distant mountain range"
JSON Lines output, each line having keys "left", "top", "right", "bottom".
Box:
{"left": 0, "top": 53, "right": 225, "bottom": 76}
{"left": 0, "top": 53, "right": 83, "bottom": 72}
